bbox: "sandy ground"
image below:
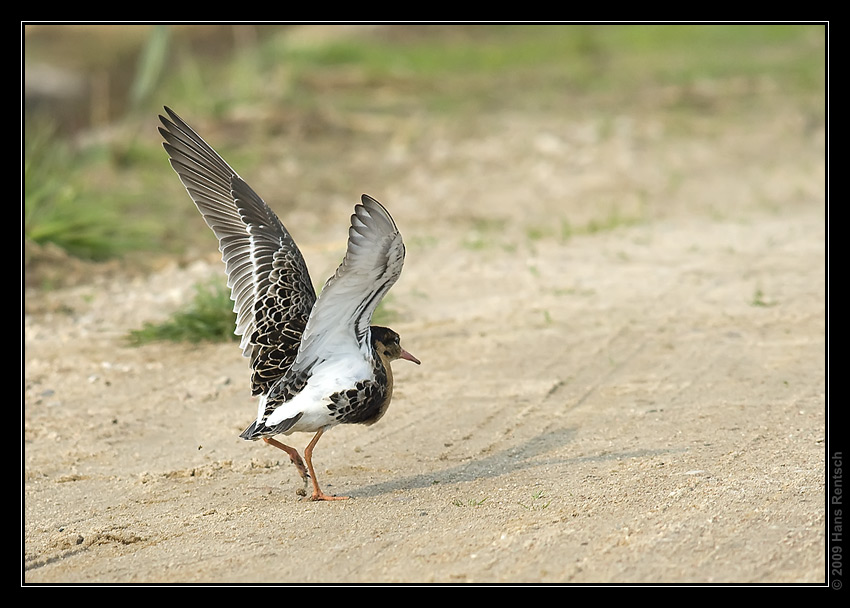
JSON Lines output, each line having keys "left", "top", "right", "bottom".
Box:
{"left": 23, "top": 96, "right": 826, "bottom": 583}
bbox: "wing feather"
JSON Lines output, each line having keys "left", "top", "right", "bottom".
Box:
{"left": 158, "top": 106, "right": 316, "bottom": 395}
{"left": 292, "top": 194, "right": 406, "bottom": 373}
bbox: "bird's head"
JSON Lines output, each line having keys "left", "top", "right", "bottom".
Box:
{"left": 371, "top": 326, "right": 420, "bottom": 365}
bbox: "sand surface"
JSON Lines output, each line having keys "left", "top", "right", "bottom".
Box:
{"left": 24, "top": 95, "right": 826, "bottom": 583}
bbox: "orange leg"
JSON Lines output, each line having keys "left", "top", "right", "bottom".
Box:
{"left": 263, "top": 437, "right": 309, "bottom": 496}
{"left": 304, "top": 427, "right": 349, "bottom": 501}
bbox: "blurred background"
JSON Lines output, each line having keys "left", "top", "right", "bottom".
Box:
{"left": 23, "top": 25, "right": 828, "bottom": 583}
{"left": 23, "top": 23, "right": 826, "bottom": 289}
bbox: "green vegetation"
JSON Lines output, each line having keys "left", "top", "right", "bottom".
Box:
{"left": 518, "top": 489, "right": 551, "bottom": 510}
{"left": 751, "top": 286, "right": 778, "bottom": 308}
{"left": 125, "top": 276, "right": 397, "bottom": 345}
{"left": 259, "top": 24, "right": 825, "bottom": 104}
{"left": 25, "top": 23, "right": 824, "bottom": 344}
{"left": 452, "top": 497, "right": 488, "bottom": 507}
{"left": 25, "top": 23, "right": 824, "bottom": 261}
{"left": 128, "top": 280, "right": 237, "bottom": 345}
{"left": 24, "top": 121, "right": 155, "bottom": 260}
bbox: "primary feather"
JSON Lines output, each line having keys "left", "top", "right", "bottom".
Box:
{"left": 158, "top": 107, "right": 316, "bottom": 396}
{"left": 293, "top": 195, "right": 406, "bottom": 373}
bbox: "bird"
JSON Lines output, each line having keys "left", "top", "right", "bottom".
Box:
{"left": 157, "top": 106, "right": 420, "bottom": 501}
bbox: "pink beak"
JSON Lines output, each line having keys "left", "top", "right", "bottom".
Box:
{"left": 400, "top": 349, "right": 421, "bottom": 365}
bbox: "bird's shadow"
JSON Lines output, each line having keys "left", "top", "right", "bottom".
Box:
{"left": 348, "top": 427, "right": 680, "bottom": 499}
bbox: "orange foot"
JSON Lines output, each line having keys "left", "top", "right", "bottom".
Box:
{"left": 309, "top": 490, "right": 350, "bottom": 501}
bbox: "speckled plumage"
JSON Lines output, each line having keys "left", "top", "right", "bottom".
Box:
{"left": 158, "top": 106, "right": 419, "bottom": 500}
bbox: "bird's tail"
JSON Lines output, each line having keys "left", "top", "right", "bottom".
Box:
{"left": 239, "top": 413, "right": 303, "bottom": 440}
{"left": 239, "top": 420, "right": 262, "bottom": 440}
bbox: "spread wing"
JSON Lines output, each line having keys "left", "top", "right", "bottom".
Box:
{"left": 158, "top": 106, "right": 316, "bottom": 395}
{"left": 291, "top": 194, "right": 406, "bottom": 374}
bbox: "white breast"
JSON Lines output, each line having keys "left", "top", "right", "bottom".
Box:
{"left": 263, "top": 355, "right": 374, "bottom": 433}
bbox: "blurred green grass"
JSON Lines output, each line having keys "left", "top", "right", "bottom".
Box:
{"left": 24, "top": 119, "right": 160, "bottom": 260}
{"left": 127, "top": 279, "right": 237, "bottom": 345}
{"left": 23, "top": 23, "right": 824, "bottom": 344}
{"left": 24, "top": 24, "right": 825, "bottom": 264}
{"left": 282, "top": 24, "right": 824, "bottom": 92}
